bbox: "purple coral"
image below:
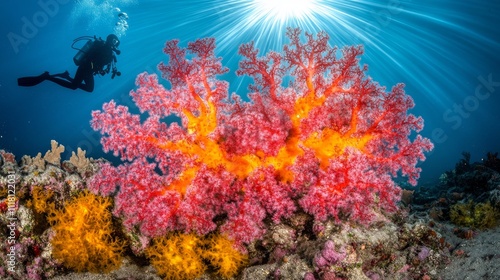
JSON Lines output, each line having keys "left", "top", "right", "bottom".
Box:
{"left": 418, "top": 246, "right": 431, "bottom": 261}
{"left": 314, "top": 240, "right": 346, "bottom": 269}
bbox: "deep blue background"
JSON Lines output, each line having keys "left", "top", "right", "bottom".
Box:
{"left": 1, "top": 0, "right": 499, "bottom": 184}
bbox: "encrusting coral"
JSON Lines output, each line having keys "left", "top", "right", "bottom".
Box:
{"left": 89, "top": 28, "right": 433, "bottom": 250}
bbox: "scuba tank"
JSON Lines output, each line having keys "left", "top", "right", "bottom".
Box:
{"left": 71, "top": 36, "right": 95, "bottom": 66}
{"left": 70, "top": 35, "right": 121, "bottom": 78}
{"left": 73, "top": 40, "right": 93, "bottom": 66}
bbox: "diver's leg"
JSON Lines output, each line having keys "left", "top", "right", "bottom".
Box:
{"left": 46, "top": 65, "right": 90, "bottom": 90}
{"left": 69, "top": 64, "right": 94, "bottom": 92}
{"left": 17, "top": 72, "right": 50, "bottom": 87}
{"left": 45, "top": 75, "right": 78, "bottom": 90}
{"left": 79, "top": 72, "right": 95, "bottom": 92}
{"left": 50, "top": 71, "right": 72, "bottom": 81}
{"left": 36, "top": 64, "right": 93, "bottom": 92}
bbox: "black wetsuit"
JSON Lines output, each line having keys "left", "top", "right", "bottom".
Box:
{"left": 48, "top": 39, "right": 115, "bottom": 92}
{"left": 18, "top": 38, "right": 117, "bottom": 93}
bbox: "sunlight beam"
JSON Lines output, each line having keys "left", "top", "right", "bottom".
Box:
{"left": 252, "top": 0, "right": 320, "bottom": 22}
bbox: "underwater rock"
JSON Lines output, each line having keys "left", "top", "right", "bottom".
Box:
{"left": 274, "top": 254, "right": 312, "bottom": 280}
{"left": 241, "top": 263, "right": 278, "bottom": 280}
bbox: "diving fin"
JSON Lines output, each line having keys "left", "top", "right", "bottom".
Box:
{"left": 18, "top": 72, "right": 50, "bottom": 87}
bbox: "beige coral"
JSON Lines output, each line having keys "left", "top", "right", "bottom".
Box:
{"left": 20, "top": 153, "right": 46, "bottom": 172}
{"left": 44, "top": 140, "right": 65, "bottom": 166}
{"left": 69, "top": 148, "right": 91, "bottom": 174}
{"left": 31, "top": 153, "right": 46, "bottom": 170}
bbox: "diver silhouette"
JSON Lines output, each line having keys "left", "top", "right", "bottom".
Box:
{"left": 18, "top": 34, "right": 121, "bottom": 92}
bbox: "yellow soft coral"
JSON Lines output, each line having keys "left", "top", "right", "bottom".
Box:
{"left": 146, "top": 233, "right": 248, "bottom": 280}
{"left": 28, "top": 186, "right": 54, "bottom": 214}
{"left": 146, "top": 233, "right": 206, "bottom": 280}
{"left": 47, "top": 191, "right": 124, "bottom": 273}
{"left": 203, "top": 234, "right": 248, "bottom": 279}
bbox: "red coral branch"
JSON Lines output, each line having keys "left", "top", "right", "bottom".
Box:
{"left": 89, "top": 28, "right": 433, "bottom": 248}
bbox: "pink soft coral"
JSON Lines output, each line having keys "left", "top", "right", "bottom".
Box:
{"left": 89, "top": 28, "right": 433, "bottom": 247}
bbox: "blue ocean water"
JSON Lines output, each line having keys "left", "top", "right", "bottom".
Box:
{"left": 0, "top": 0, "right": 499, "bottom": 183}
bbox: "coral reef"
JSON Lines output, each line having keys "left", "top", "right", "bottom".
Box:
{"left": 405, "top": 149, "right": 500, "bottom": 278}
{"left": 0, "top": 28, "right": 453, "bottom": 279}
{"left": 483, "top": 152, "right": 500, "bottom": 171}
{"left": 27, "top": 185, "right": 54, "bottom": 215}
{"left": 89, "top": 28, "right": 432, "bottom": 250}
{"left": 439, "top": 151, "right": 499, "bottom": 195}
{"left": 238, "top": 217, "right": 451, "bottom": 279}
{"left": 0, "top": 142, "right": 112, "bottom": 280}
{"left": 412, "top": 151, "right": 500, "bottom": 231}
{"left": 449, "top": 200, "right": 498, "bottom": 229}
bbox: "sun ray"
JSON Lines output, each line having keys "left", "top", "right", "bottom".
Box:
{"left": 131, "top": 0, "right": 500, "bottom": 114}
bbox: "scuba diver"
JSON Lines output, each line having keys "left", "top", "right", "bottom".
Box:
{"left": 18, "top": 34, "right": 121, "bottom": 92}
